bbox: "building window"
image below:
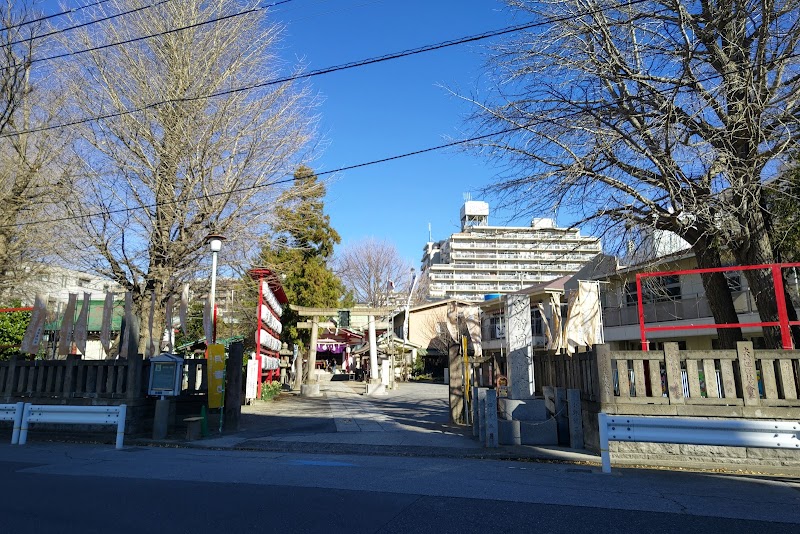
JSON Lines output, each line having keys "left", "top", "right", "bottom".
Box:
{"left": 625, "top": 275, "right": 681, "bottom": 305}
{"left": 78, "top": 277, "right": 91, "bottom": 287}
{"left": 531, "top": 308, "right": 544, "bottom": 337}
{"left": 489, "top": 316, "right": 504, "bottom": 339}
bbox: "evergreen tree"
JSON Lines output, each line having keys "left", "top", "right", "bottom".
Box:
{"left": 258, "top": 166, "right": 349, "bottom": 348}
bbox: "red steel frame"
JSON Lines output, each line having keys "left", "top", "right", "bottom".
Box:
{"left": 637, "top": 262, "right": 800, "bottom": 351}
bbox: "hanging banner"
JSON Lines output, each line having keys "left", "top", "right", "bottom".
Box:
{"left": 57, "top": 293, "right": 78, "bottom": 356}
{"left": 245, "top": 359, "right": 258, "bottom": 400}
{"left": 20, "top": 294, "right": 48, "bottom": 355}
{"left": 100, "top": 292, "right": 114, "bottom": 354}
{"left": 73, "top": 292, "right": 92, "bottom": 355}
{"left": 203, "top": 296, "right": 213, "bottom": 344}
{"left": 164, "top": 294, "right": 175, "bottom": 353}
{"left": 180, "top": 283, "right": 189, "bottom": 336}
{"left": 146, "top": 291, "right": 156, "bottom": 358}
{"left": 207, "top": 343, "right": 226, "bottom": 409}
{"left": 119, "top": 292, "right": 133, "bottom": 359}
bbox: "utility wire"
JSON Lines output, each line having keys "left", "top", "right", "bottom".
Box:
{"left": 0, "top": 126, "right": 526, "bottom": 228}
{"left": 3, "top": 0, "right": 295, "bottom": 71}
{"left": 0, "top": 0, "right": 791, "bottom": 230}
{"left": 6, "top": 0, "right": 174, "bottom": 49}
{"left": 5, "top": 0, "right": 112, "bottom": 30}
{"left": 2, "top": 0, "right": 656, "bottom": 137}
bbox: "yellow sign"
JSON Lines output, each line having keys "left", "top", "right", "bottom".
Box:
{"left": 207, "top": 343, "right": 226, "bottom": 409}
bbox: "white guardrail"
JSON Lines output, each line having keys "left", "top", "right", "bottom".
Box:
{"left": 14, "top": 404, "right": 127, "bottom": 449}
{"left": 598, "top": 413, "right": 800, "bottom": 473}
{"left": 1, "top": 402, "right": 25, "bottom": 445}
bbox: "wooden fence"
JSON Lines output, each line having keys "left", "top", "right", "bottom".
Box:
{"left": 1, "top": 355, "right": 207, "bottom": 403}
{"left": 533, "top": 341, "right": 800, "bottom": 419}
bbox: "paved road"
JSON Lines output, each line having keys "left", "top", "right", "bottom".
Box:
{"left": 1, "top": 442, "right": 798, "bottom": 533}
{"left": 189, "top": 379, "right": 598, "bottom": 464}
{"left": 3, "top": 378, "right": 799, "bottom": 531}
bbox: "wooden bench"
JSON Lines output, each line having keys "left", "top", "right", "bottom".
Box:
{"left": 184, "top": 417, "right": 203, "bottom": 441}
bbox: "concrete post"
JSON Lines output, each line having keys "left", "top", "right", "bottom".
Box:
{"left": 472, "top": 386, "right": 479, "bottom": 437}
{"left": 368, "top": 314, "right": 378, "bottom": 382}
{"left": 505, "top": 295, "right": 534, "bottom": 399}
{"left": 152, "top": 398, "right": 169, "bottom": 439}
{"left": 478, "top": 388, "right": 487, "bottom": 444}
{"left": 380, "top": 359, "right": 389, "bottom": 387}
{"left": 567, "top": 388, "right": 584, "bottom": 449}
{"left": 224, "top": 342, "right": 243, "bottom": 432}
{"left": 306, "top": 317, "right": 319, "bottom": 385}
{"left": 555, "top": 387, "right": 569, "bottom": 446}
{"left": 484, "top": 388, "right": 498, "bottom": 448}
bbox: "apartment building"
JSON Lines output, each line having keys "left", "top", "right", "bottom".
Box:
{"left": 419, "top": 201, "right": 601, "bottom": 302}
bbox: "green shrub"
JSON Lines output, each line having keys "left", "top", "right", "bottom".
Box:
{"left": 260, "top": 381, "right": 282, "bottom": 401}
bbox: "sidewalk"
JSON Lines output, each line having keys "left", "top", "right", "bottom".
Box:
{"left": 174, "top": 377, "right": 600, "bottom": 465}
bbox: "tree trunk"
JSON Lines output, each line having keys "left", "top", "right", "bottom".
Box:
{"left": 133, "top": 283, "right": 168, "bottom": 357}
{"left": 691, "top": 238, "right": 743, "bottom": 349}
{"left": 734, "top": 212, "right": 783, "bottom": 348}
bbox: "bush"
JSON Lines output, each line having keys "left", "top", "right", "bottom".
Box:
{"left": 260, "top": 381, "right": 282, "bottom": 401}
{"left": 410, "top": 373, "right": 433, "bottom": 382}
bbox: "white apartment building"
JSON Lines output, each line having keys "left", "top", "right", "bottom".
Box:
{"left": 419, "top": 201, "right": 602, "bottom": 302}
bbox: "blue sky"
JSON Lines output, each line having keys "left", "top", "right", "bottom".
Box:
{"left": 40, "top": 0, "right": 529, "bottom": 266}
{"left": 269, "top": 0, "right": 524, "bottom": 265}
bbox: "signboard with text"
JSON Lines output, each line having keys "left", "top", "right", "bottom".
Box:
{"left": 207, "top": 344, "right": 226, "bottom": 408}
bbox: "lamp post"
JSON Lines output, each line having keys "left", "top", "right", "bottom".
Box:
{"left": 206, "top": 234, "right": 226, "bottom": 343}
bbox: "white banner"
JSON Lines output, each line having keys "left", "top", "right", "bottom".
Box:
{"left": 164, "top": 294, "right": 175, "bottom": 353}
{"left": 146, "top": 291, "right": 156, "bottom": 358}
{"left": 203, "top": 296, "right": 213, "bottom": 344}
{"left": 20, "top": 294, "right": 48, "bottom": 355}
{"left": 73, "top": 292, "right": 92, "bottom": 355}
{"left": 57, "top": 293, "right": 77, "bottom": 356}
{"left": 119, "top": 292, "right": 132, "bottom": 359}
{"left": 180, "top": 283, "right": 189, "bottom": 336}
{"left": 100, "top": 292, "right": 114, "bottom": 355}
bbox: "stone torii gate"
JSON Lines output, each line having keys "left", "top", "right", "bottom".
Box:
{"left": 291, "top": 305, "right": 393, "bottom": 397}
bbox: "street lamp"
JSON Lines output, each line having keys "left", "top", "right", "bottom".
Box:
{"left": 205, "top": 234, "right": 226, "bottom": 343}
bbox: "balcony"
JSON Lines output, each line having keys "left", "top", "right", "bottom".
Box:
{"left": 603, "top": 290, "right": 759, "bottom": 327}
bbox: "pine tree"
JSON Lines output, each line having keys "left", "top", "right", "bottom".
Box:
{"left": 258, "top": 166, "right": 349, "bottom": 348}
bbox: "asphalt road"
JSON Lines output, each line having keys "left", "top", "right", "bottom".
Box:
{"left": 1, "top": 443, "right": 798, "bottom": 533}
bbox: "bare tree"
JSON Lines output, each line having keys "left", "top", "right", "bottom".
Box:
{"left": 56, "top": 0, "right": 316, "bottom": 351}
{"left": 334, "top": 237, "right": 413, "bottom": 307}
{"left": 466, "top": 0, "right": 800, "bottom": 347}
{"left": 0, "top": 1, "right": 71, "bottom": 301}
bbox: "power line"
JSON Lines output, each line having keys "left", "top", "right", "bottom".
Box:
{"left": 6, "top": 0, "right": 174, "bottom": 49}
{"left": 5, "top": 0, "right": 112, "bottom": 31}
{"left": 0, "top": 126, "right": 526, "bottom": 229}
{"left": 0, "top": 0, "right": 790, "bottom": 231}
{"left": 1, "top": 0, "right": 654, "bottom": 138}
{"left": 3, "top": 0, "right": 295, "bottom": 72}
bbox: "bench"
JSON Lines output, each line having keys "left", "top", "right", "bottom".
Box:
{"left": 19, "top": 404, "right": 127, "bottom": 449}
{"left": 1, "top": 402, "right": 24, "bottom": 444}
{"left": 184, "top": 417, "right": 203, "bottom": 441}
{"left": 598, "top": 413, "right": 799, "bottom": 473}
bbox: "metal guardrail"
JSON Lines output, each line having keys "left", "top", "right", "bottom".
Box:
{"left": 1, "top": 402, "right": 24, "bottom": 444}
{"left": 598, "top": 413, "right": 800, "bottom": 473}
{"left": 18, "top": 404, "right": 127, "bottom": 449}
